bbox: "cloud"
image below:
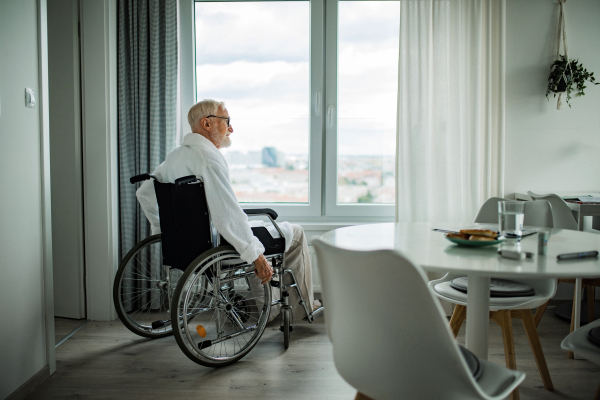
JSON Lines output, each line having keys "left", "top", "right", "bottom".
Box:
{"left": 339, "top": 2, "right": 400, "bottom": 46}
{"left": 197, "top": 61, "right": 309, "bottom": 102}
{"left": 194, "top": 0, "right": 400, "bottom": 158}
{"left": 195, "top": 2, "right": 309, "bottom": 64}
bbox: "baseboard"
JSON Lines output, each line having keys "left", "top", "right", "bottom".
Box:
{"left": 6, "top": 365, "right": 50, "bottom": 400}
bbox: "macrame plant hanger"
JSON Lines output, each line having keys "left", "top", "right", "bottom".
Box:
{"left": 553, "top": 0, "right": 572, "bottom": 110}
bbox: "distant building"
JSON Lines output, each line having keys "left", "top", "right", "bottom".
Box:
{"left": 262, "top": 147, "right": 278, "bottom": 167}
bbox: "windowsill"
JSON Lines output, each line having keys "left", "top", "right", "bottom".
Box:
{"left": 297, "top": 221, "right": 371, "bottom": 231}
{"left": 281, "top": 215, "right": 394, "bottom": 226}
{"left": 291, "top": 218, "right": 394, "bottom": 238}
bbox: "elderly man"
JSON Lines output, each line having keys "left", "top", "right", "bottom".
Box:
{"left": 136, "top": 99, "right": 320, "bottom": 321}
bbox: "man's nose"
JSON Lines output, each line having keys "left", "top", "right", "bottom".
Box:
{"left": 228, "top": 125, "right": 234, "bottom": 132}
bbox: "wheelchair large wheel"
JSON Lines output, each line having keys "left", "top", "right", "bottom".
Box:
{"left": 113, "top": 234, "right": 182, "bottom": 338}
{"left": 171, "top": 245, "right": 271, "bottom": 368}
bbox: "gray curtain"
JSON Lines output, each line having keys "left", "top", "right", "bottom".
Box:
{"left": 118, "top": 0, "right": 177, "bottom": 260}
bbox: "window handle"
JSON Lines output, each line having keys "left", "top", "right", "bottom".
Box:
{"left": 315, "top": 92, "right": 321, "bottom": 116}
{"left": 327, "top": 105, "right": 334, "bottom": 128}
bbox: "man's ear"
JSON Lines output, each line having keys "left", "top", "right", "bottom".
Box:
{"left": 200, "top": 117, "right": 210, "bottom": 131}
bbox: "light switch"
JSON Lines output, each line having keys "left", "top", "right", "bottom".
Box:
{"left": 25, "top": 88, "right": 36, "bottom": 108}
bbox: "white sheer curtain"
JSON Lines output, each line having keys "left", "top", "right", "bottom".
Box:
{"left": 395, "top": 0, "right": 505, "bottom": 223}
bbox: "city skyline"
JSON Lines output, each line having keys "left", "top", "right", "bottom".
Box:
{"left": 225, "top": 147, "right": 395, "bottom": 204}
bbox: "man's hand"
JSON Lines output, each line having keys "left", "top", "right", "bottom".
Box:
{"left": 253, "top": 254, "right": 273, "bottom": 284}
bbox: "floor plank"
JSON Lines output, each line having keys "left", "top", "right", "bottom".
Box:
{"left": 54, "top": 317, "right": 86, "bottom": 345}
{"left": 29, "top": 312, "right": 600, "bottom": 399}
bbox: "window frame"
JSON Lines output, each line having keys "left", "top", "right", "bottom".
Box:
{"left": 180, "top": 0, "right": 396, "bottom": 222}
{"left": 324, "top": 0, "right": 396, "bottom": 218}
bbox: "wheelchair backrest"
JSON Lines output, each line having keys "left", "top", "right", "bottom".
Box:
{"left": 153, "top": 177, "right": 213, "bottom": 270}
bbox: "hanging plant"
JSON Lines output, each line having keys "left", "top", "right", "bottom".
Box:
{"left": 546, "top": 0, "right": 599, "bottom": 109}
{"left": 546, "top": 55, "right": 598, "bottom": 108}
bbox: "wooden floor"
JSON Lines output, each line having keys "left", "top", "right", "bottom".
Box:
{"left": 54, "top": 317, "right": 86, "bottom": 345}
{"left": 29, "top": 310, "right": 599, "bottom": 400}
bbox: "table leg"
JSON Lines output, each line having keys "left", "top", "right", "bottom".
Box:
{"left": 578, "top": 212, "right": 585, "bottom": 231}
{"left": 573, "top": 277, "right": 582, "bottom": 359}
{"left": 466, "top": 275, "right": 490, "bottom": 360}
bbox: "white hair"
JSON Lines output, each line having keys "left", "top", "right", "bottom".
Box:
{"left": 188, "top": 99, "right": 225, "bottom": 131}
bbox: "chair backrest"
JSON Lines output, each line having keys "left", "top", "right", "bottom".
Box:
{"left": 474, "top": 197, "right": 553, "bottom": 228}
{"left": 474, "top": 197, "right": 505, "bottom": 223}
{"left": 527, "top": 191, "right": 578, "bottom": 230}
{"left": 523, "top": 200, "right": 553, "bottom": 228}
{"left": 312, "top": 239, "right": 505, "bottom": 400}
{"left": 153, "top": 177, "right": 213, "bottom": 270}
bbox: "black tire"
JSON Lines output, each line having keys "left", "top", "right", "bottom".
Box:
{"left": 113, "top": 234, "right": 180, "bottom": 338}
{"left": 283, "top": 308, "right": 290, "bottom": 350}
{"left": 171, "top": 246, "right": 271, "bottom": 367}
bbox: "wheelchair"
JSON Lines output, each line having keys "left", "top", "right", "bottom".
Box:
{"left": 113, "top": 173, "right": 324, "bottom": 367}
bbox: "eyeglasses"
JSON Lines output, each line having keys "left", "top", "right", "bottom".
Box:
{"left": 206, "top": 115, "right": 231, "bottom": 127}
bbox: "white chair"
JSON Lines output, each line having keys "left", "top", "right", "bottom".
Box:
{"left": 561, "top": 319, "right": 600, "bottom": 400}
{"left": 527, "top": 191, "right": 578, "bottom": 230}
{"left": 429, "top": 198, "right": 556, "bottom": 400}
{"left": 474, "top": 197, "right": 554, "bottom": 229}
{"left": 528, "top": 191, "right": 600, "bottom": 354}
{"left": 473, "top": 197, "right": 505, "bottom": 223}
{"left": 312, "top": 239, "right": 525, "bottom": 400}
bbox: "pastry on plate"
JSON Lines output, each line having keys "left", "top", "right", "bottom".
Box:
{"left": 468, "top": 235, "right": 496, "bottom": 241}
{"left": 460, "top": 229, "right": 498, "bottom": 239}
{"left": 446, "top": 232, "right": 470, "bottom": 240}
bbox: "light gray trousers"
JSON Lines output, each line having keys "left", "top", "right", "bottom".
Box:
{"left": 250, "top": 224, "right": 315, "bottom": 322}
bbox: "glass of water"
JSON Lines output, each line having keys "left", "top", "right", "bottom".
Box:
{"left": 498, "top": 201, "right": 525, "bottom": 240}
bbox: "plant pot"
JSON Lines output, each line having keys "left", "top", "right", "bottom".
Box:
{"left": 557, "top": 74, "right": 571, "bottom": 92}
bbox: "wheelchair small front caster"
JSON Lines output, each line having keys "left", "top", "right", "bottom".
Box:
{"left": 282, "top": 308, "right": 291, "bottom": 349}
{"left": 281, "top": 290, "right": 291, "bottom": 349}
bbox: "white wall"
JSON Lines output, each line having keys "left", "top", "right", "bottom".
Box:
{"left": 0, "top": 0, "right": 52, "bottom": 398}
{"left": 505, "top": 0, "right": 600, "bottom": 300}
{"left": 505, "top": 0, "right": 600, "bottom": 197}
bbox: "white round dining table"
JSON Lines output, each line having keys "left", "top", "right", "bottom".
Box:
{"left": 320, "top": 222, "right": 600, "bottom": 360}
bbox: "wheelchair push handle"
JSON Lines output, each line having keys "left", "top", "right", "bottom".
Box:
{"left": 174, "top": 175, "right": 199, "bottom": 185}
{"left": 130, "top": 173, "right": 156, "bottom": 184}
{"left": 131, "top": 174, "right": 200, "bottom": 185}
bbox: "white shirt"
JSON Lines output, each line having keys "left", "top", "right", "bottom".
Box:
{"left": 136, "top": 133, "right": 265, "bottom": 264}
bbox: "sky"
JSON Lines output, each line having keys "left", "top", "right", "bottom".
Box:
{"left": 194, "top": 1, "right": 400, "bottom": 157}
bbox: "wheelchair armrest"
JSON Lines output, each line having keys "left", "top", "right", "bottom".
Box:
{"left": 243, "top": 208, "right": 278, "bottom": 220}
{"left": 243, "top": 208, "right": 285, "bottom": 240}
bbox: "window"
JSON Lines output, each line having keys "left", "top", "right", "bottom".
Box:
{"left": 336, "top": 1, "right": 398, "bottom": 205}
{"left": 195, "top": 1, "right": 311, "bottom": 204}
{"left": 189, "top": 0, "right": 399, "bottom": 220}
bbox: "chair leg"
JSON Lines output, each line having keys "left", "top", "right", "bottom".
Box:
{"left": 449, "top": 305, "right": 466, "bottom": 337}
{"left": 589, "top": 286, "right": 596, "bottom": 324}
{"left": 533, "top": 300, "right": 550, "bottom": 328}
{"left": 497, "top": 310, "right": 519, "bottom": 400}
{"left": 568, "top": 293, "right": 577, "bottom": 359}
{"left": 521, "top": 308, "right": 554, "bottom": 391}
{"left": 497, "top": 311, "right": 517, "bottom": 369}
{"left": 355, "top": 392, "right": 375, "bottom": 400}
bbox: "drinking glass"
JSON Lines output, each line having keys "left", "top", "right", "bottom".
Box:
{"left": 498, "top": 201, "right": 525, "bottom": 240}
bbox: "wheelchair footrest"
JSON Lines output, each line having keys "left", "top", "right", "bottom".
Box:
{"left": 303, "top": 306, "right": 324, "bottom": 323}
